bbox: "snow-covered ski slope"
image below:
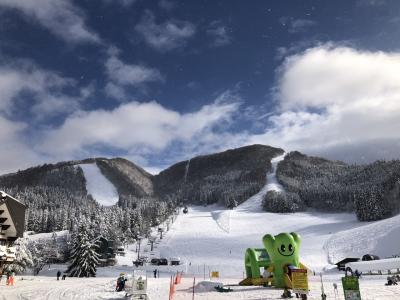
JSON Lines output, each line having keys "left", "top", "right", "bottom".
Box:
{"left": 157, "top": 151, "right": 400, "bottom": 275}
{"left": 156, "top": 152, "right": 398, "bottom": 275}
{"left": 159, "top": 205, "right": 358, "bottom": 275}
{"left": 159, "top": 206, "right": 400, "bottom": 276}
{"left": 79, "top": 163, "right": 119, "bottom": 206}
{"left": 325, "top": 213, "right": 400, "bottom": 263}
{"left": 237, "top": 152, "right": 285, "bottom": 212}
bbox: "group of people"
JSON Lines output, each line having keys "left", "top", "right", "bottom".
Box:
{"left": 0, "top": 270, "right": 15, "bottom": 286}
{"left": 385, "top": 275, "right": 400, "bottom": 286}
{"left": 56, "top": 270, "right": 67, "bottom": 280}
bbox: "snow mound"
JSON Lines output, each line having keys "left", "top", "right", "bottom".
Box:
{"left": 79, "top": 163, "right": 119, "bottom": 206}
{"left": 211, "top": 210, "right": 231, "bottom": 233}
{"left": 324, "top": 213, "right": 400, "bottom": 263}
{"left": 194, "top": 281, "right": 223, "bottom": 292}
{"left": 346, "top": 257, "right": 400, "bottom": 273}
{"left": 237, "top": 153, "right": 286, "bottom": 212}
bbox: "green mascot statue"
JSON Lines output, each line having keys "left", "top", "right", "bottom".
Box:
{"left": 241, "top": 232, "right": 307, "bottom": 289}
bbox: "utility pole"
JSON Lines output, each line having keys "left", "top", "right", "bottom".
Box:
{"left": 136, "top": 236, "right": 142, "bottom": 261}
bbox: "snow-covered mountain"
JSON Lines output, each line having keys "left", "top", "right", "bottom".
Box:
{"left": 0, "top": 144, "right": 399, "bottom": 237}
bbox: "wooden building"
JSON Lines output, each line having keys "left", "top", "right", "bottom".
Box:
{"left": 0, "top": 191, "right": 26, "bottom": 270}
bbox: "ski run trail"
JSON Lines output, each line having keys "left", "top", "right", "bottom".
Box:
{"left": 3, "top": 153, "right": 400, "bottom": 299}
{"left": 79, "top": 163, "right": 119, "bottom": 206}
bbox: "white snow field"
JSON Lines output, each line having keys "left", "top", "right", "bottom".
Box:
{"left": 325, "top": 213, "right": 400, "bottom": 263}
{"left": 79, "top": 163, "right": 119, "bottom": 206}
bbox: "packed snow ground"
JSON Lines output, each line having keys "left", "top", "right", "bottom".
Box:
{"left": 159, "top": 205, "right": 359, "bottom": 275}
{"left": 79, "top": 163, "right": 119, "bottom": 206}
{"left": 2, "top": 269, "right": 400, "bottom": 299}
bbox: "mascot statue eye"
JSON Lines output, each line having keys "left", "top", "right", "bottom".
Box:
{"left": 288, "top": 244, "right": 293, "bottom": 252}
{"left": 280, "top": 244, "right": 286, "bottom": 252}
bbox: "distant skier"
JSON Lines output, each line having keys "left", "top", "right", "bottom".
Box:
{"left": 153, "top": 269, "right": 157, "bottom": 278}
{"left": 6, "top": 270, "right": 14, "bottom": 286}
{"left": 57, "top": 270, "right": 61, "bottom": 281}
{"left": 116, "top": 273, "right": 127, "bottom": 292}
{"left": 386, "top": 275, "right": 398, "bottom": 286}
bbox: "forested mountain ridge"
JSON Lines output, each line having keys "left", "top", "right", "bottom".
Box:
{"left": 1, "top": 145, "right": 400, "bottom": 237}
{"left": 0, "top": 145, "right": 284, "bottom": 234}
{"left": 0, "top": 157, "right": 167, "bottom": 238}
{"left": 154, "top": 144, "right": 284, "bottom": 207}
{"left": 275, "top": 151, "right": 400, "bottom": 221}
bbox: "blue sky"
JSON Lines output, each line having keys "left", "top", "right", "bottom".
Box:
{"left": 1, "top": 0, "right": 400, "bottom": 174}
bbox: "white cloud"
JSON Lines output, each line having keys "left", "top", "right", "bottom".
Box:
{"left": 158, "top": 0, "right": 175, "bottom": 11}
{"left": 207, "top": 21, "right": 232, "bottom": 47}
{"left": 357, "top": 0, "right": 386, "bottom": 6}
{"left": 0, "top": 116, "right": 41, "bottom": 174}
{"left": 38, "top": 92, "right": 240, "bottom": 159}
{"left": 0, "top": 0, "right": 100, "bottom": 44}
{"left": 102, "top": 0, "right": 136, "bottom": 6}
{"left": 104, "top": 50, "right": 163, "bottom": 100}
{"left": 104, "top": 82, "right": 127, "bottom": 100}
{"left": 105, "top": 55, "right": 163, "bottom": 87}
{"left": 288, "top": 19, "right": 316, "bottom": 33}
{"left": 248, "top": 45, "right": 400, "bottom": 162}
{"left": 0, "top": 59, "right": 92, "bottom": 119}
{"left": 135, "top": 11, "right": 196, "bottom": 51}
{"left": 31, "top": 84, "right": 93, "bottom": 118}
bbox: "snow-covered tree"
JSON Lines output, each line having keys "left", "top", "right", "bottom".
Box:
{"left": 67, "top": 226, "right": 100, "bottom": 277}
{"left": 6, "top": 238, "right": 33, "bottom": 274}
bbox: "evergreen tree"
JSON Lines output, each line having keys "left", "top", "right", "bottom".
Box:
{"left": 67, "top": 226, "right": 100, "bottom": 277}
{"left": 7, "top": 238, "right": 33, "bottom": 274}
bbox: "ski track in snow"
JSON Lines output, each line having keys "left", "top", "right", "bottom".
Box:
{"left": 237, "top": 153, "right": 286, "bottom": 212}
{"left": 211, "top": 209, "right": 231, "bottom": 233}
{"left": 79, "top": 163, "right": 119, "bottom": 206}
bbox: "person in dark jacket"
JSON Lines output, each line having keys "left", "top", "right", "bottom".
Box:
{"left": 116, "top": 274, "right": 127, "bottom": 292}
{"left": 57, "top": 270, "right": 61, "bottom": 280}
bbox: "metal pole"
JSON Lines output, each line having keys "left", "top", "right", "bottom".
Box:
{"left": 137, "top": 239, "right": 141, "bottom": 261}
{"left": 192, "top": 277, "right": 195, "bottom": 300}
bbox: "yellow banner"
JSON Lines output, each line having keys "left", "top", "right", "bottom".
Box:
{"left": 211, "top": 271, "right": 219, "bottom": 278}
{"left": 292, "top": 269, "right": 308, "bottom": 294}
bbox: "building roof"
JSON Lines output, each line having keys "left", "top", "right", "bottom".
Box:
{"left": 335, "top": 258, "right": 360, "bottom": 265}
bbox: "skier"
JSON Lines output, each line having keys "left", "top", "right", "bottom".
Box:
{"left": 116, "top": 273, "right": 127, "bottom": 292}
{"left": 153, "top": 269, "right": 157, "bottom": 278}
{"left": 57, "top": 270, "right": 61, "bottom": 281}
{"left": 6, "top": 270, "right": 14, "bottom": 286}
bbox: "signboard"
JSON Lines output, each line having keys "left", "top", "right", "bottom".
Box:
{"left": 342, "top": 276, "right": 361, "bottom": 300}
{"left": 211, "top": 271, "right": 219, "bottom": 278}
{"left": 291, "top": 269, "right": 309, "bottom": 294}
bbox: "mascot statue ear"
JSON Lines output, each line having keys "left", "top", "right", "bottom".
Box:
{"left": 290, "top": 232, "right": 301, "bottom": 245}
{"left": 263, "top": 234, "right": 275, "bottom": 250}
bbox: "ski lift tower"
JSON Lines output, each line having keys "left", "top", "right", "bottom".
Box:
{"left": 0, "top": 191, "right": 26, "bottom": 273}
